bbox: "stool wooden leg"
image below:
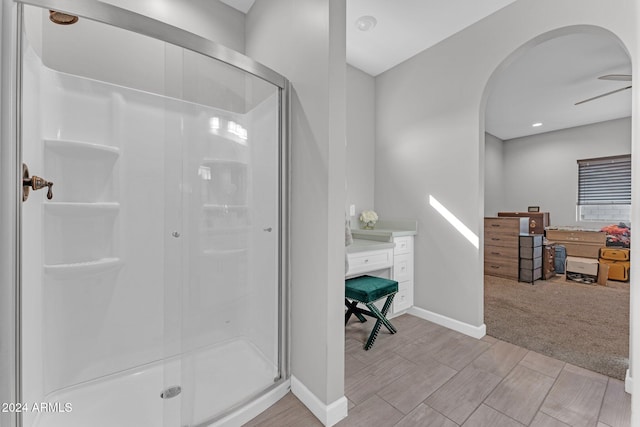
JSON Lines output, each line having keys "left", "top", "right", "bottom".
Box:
{"left": 363, "top": 294, "right": 397, "bottom": 350}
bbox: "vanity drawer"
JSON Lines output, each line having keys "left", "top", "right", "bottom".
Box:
{"left": 393, "top": 280, "right": 413, "bottom": 313}
{"left": 393, "top": 236, "right": 413, "bottom": 255}
{"left": 347, "top": 249, "right": 393, "bottom": 276}
{"left": 393, "top": 253, "right": 413, "bottom": 282}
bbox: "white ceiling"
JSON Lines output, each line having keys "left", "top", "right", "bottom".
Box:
{"left": 221, "top": 0, "right": 632, "bottom": 140}
{"left": 219, "top": 0, "right": 254, "bottom": 14}
{"left": 485, "top": 33, "right": 631, "bottom": 140}
{"left": 346, "top": 0, "right": 518, "bottom": 76}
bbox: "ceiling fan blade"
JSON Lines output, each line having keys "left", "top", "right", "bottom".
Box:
{"left": 598, "top": 74, "right": 632, "bottom": 81}
{"left": 575, "top": 85, "right": 632, "bottom": 105}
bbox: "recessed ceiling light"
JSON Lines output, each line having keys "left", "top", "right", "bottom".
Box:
{"left": 355, "top": 16, "right": 377, "bottom": 32}
{"left": 532, "top": 122, "right": 543, "bottom": 127}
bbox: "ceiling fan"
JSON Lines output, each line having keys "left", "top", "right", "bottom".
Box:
{"left": 575, "top": 74, "right": 632, "bottom": 105}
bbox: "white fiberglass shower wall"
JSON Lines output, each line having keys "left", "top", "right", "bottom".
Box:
{"left": 14, "top": 2, "right": 288, "bottom": 426}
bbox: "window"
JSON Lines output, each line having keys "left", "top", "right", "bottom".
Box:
{"left": 577, "top": 155, "right": 631, "bottom": 223}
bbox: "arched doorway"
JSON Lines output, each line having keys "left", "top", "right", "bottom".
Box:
{"left": 481, "top": 26, "right": 632, "bottom": 385}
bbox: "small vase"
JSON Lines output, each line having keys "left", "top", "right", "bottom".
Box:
{"left": 362, "top": 221, "right": 376, "bottom": 230}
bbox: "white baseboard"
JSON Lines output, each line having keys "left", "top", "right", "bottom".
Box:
{"left": 408, "top": 306, "right": 486, "bottom": 339}
{"left": 291, "top": 375, "right": 348, "bottom": 426}
{"left": 626, "top": 369, "right": 633, "bottom": 394}
{"left": 212, "top": 380, "right": 290, "bottom": 427}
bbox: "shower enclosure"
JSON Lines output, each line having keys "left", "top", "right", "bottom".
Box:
{"left": 2, "top": 1, "right": 289, "bottom": 426}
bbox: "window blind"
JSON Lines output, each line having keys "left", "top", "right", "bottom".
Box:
{"left": 577, "top": 155, "right": 631, "bottom": 205}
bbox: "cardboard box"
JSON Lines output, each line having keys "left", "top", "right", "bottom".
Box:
{"left": 560, "top": 242, "right": 603, "bottom": 259}
{"left": 565, "top": 256, "right": 598, "bottom": 276}
{"left": 599, "top": 259, "right": 629, "bottom": 282}
{"left": 597, "top": 263, "right": 609, "bottom": 286}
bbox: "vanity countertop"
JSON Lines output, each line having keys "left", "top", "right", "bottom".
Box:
{"left": 346, "top": 238, "right": 395, "bottom": 254}
{"left": 350, "top": 219, "right": 418, "bottom": 242}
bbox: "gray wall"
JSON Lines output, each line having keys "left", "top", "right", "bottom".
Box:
{"left": 501, "top": 118, "right": 631, "bottom": 228}
{"left": 484, "top": 133, "right": 504, "bottom": 217}
{"left": 346, "top": 65, "right": 376, "bottom": 222}
{"left": 246, "top": 0, "right": 347, "bottom": 406}
{"left": 0, "top": 2, "right": 18, "bottom": 426}
{"left": 374, "top": 0, "right": 636, "bottom": 330}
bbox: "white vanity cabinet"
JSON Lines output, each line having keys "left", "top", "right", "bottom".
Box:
{"left": 349, "top": 220, "right": 417, "bottom": 316}
{"left": 391, "top": 235, "right": 414, "bottom": 314}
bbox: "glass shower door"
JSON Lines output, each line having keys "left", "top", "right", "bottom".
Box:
{"left": 172, "top": 47, "right": 282, "bottom": 426}
{"left": 17, "top": 2, "right": 285, "bottom": 426}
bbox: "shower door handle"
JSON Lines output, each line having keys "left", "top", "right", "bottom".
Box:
{"left": 263, "top": 227, "right": 272, "bottom": 232}
{"left": 22, "top": 163, "right": 53, "bottom": 202}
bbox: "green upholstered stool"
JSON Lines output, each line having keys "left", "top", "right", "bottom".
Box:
{"left": 345, "top": 275, "right": 398, "bottom": 350}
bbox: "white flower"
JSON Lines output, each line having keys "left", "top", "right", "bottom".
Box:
{"left": 359, "top": 210, "right": 378, "bottom": 223}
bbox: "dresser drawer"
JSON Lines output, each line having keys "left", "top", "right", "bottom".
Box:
{"left": 393, "top": 236, "right": 413, "bottom": 255}
{"left": 520, "top": 245, "right": 543, "bottom": 259}
{"left": 520, "top": 267, "right": 542, "bottom": 282}
{"left": 485, "top": 217, "right": 528, "bottom": 235}
{"left": 485, "top": 233, "right": 519, "bottom": 248}
{"left": 485, "top": 245, "right": 518, "bottom": 260}
{"left": 521, "top": 257, "right": 542, "bottom": 270}
{"left": 484, "top": 257, "right": 518, "bottom": 279}
{"left": 519, "top": 234, "right": 543, "bottom": 248}
{"left": 347, "top": 249, "right": 393, "bottom": 276}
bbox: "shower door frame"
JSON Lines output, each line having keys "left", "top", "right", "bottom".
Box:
{"left": 1, "top": 1, "right": 291, "bottom": 426}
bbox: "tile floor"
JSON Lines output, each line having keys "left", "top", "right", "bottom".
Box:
{"left": 244, "top": 314, "right": 631, "bottom": 427}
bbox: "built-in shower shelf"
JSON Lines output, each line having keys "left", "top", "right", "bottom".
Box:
{"left": 44, "top": 139, "right": 120, "bottom": 160}
{"left": 205, "top": 226, "right": 251, "bottom": 235}
{"left": 45, "top": 202, "right": 120, "bottom": 216}
{"left": 202, "top": 158, "right": 247, "bottom": 165}
{"left": 203, "top": 204, "right": 248, "bottom": 211}
{"left": 44, "top": 257, "right": 123, "bottom": 279}
{"left": 203, "top": 248, "right": 247, "bottom": 257}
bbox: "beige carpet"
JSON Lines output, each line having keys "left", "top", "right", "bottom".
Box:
{"left": 484, "top": 274, "right": 629, "bottom": 380}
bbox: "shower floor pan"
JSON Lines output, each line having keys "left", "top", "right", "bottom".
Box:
{"left": 32, "top": 338, "right": 278, "bottom": 427}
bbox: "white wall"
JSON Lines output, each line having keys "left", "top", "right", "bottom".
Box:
{"left": 98, "top": 0, "right": 245, "bottom": 53}
{"left": 375, "top": 0, "right": 635, "bottom": 333}
{"left": 37, "top": 2, "right": 247, "bottom": 109}
{"left": 246, "top": 0, "right": 348, "bottom": 419}
{"left": 484, "top": 133, "right": 504, "bottom": 216}
{"left": 500, "top": 118, "right": 631, "bottom": 228}
{"left": 346, "top": 65, "right": 376, "bottom": 221}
